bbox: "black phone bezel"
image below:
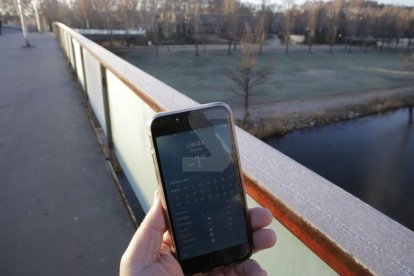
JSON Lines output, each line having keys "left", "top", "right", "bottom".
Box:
{"left": 150, "top": 103, "right": 253, "bottom": 275}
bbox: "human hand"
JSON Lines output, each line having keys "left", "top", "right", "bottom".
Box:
{"left": 120, "top": 192, "right": 276, "bottom": 276}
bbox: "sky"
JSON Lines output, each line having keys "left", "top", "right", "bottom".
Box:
{"left": 242, "top": 0, "right": 414, "bottom": 7}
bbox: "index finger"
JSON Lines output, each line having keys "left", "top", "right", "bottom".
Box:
{"left": 248, "top": 207, "right": 273, "bottom": 230}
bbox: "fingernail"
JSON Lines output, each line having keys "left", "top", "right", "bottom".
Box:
{"left": 153, "top": 190, "right": 159, "bottom": 204}
{"left": 257, "top": 268, "right": 267, "bottom": 276}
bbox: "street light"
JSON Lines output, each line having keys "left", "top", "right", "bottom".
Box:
{"left": 33, "top": 0, "right": 42, "bottom": 33}
{"left": 16, "top": 0, "right": 31, "bottom": 47}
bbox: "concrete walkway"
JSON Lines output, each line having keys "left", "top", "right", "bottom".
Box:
{"left": 0, "top": 32, "right": 134, "bottom": 275}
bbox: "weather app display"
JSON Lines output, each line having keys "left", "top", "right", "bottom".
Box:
{"left": 156, "top": 123, "right": 247, "bottom": 260}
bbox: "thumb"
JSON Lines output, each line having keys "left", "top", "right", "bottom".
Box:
{"left": 123, "top": 192, "right": 167, "bottom": 263}
{"left": 233, "top": 259, "right": 267, "bottom": 276}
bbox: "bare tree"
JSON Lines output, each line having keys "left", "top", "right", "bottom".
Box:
{"left": 72, "top": 0, "right": 91, "bottom": 28}
{"left": 396, "top": 8, "right": 413, "bottom": 52}
{"left": 344, "top": 0, "right": 361, "bottom": 53}
{"left": 406, "top": 10, "right": 414, "bottom": 52}
{"left": 191, "top": 0, "right": 201, "bottom": 56}
{"left": 393, "top": 7, "right": 406, "bottom": 49}
{"left": 118, "top": 0, "right": 139, "bottom": 30}
{"left": 376, "top": 6, "right": 388, "bottom": 52}
{"left": 40, "top": 0, "right": 60, "bottom": 29}
{"left": 138, "top": 0, "right": 161, "bottom": 57}
{"left": 2, "top": 0, "right": 37, "bottom": 18}
{"left": 225, "top": 24, "right": 272, "bottom": 122}
{"left": 92, "top": 0, "right": 116, "bottom": 29}
{"left": 326, "top": 0, "right": 342, "bottom": 53}
{"left": 305, "top": 0, "right": 319, "bottom": 53}
{"left": 283, "top": 0, "right": 294, "bottom": 54}
{"left": 381, "top": 5, "right": 398, "bottom": 50}
{"left": 224, "top": 0, "right": 238, "bottom": 55}
{"left": 0, "top": 0, "right": 19, "bottom": 17}
{"left": 162, "top": 0, "right": 179, "bottom": 38}
{"left": 356, "top": 2, "right": 372, "bottom": 52}
{"left": 255, "top": 0, "right": 267, "bottom": 55}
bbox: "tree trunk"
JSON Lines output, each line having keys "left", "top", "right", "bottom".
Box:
{"left": 331, "top": 27, "right": 337, "bottom": 54}
{"left": 329, "top": 42, "right": 333, "bottom": 53}
{"left": 308, "top": 42, "right": 312, "bottom": 53}
{"left": 244, "top": 90, "right": 250, "bottom": 122}
{"left": 285, "top": 35, "right": 289, "bottom": 53}
{"left": 228, "top": 41, "right": 232, "bottom": 55}
{"left": 106, "top": 16, "right": 113, "bottom": 48}
{"left": 195, "top": 41, "right": 199, "bottom": 56}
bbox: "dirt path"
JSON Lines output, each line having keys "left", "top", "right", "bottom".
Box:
{"left": 232, "top": 85, "right": 414, "bottom": 137}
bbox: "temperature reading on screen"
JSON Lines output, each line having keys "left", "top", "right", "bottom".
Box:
{"left": 194, "top": 154, "right": 206, "bottom": 168}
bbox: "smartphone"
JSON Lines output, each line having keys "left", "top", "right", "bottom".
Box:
{"left": 149, "top": 102, "right": 253, "bottom": 275}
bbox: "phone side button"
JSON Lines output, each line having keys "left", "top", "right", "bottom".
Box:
{"left": 209, "top": 254, "right": 224, "bottom": 267}
{"left": 151, "top": 153, "right": 161, "bottom": 184}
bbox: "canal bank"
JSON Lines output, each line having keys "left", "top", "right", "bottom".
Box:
{"left": 236, "top": 85, "right": 414, "bottom": 139}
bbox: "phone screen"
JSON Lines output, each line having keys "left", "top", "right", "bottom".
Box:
{"left": 151, "top": 104, "right": 252, "bottom": 274}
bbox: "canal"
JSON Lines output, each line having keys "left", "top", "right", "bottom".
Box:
{"left": 266, "top": 108, "right": 414, "bottom": 231}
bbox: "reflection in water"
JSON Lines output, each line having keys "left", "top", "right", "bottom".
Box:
{"left": 266, "top": 108, "right": 414, "bottom": 230}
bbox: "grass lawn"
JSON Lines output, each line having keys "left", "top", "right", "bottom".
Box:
{"left": 114, "top": 46, "right": 413, "bottom": 109}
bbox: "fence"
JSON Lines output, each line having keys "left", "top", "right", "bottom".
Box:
{"left": 53, "top": 22, "right": 414, "bottom": 275}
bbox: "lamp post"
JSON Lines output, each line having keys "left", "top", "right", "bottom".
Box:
{"left": 34, "top": 0, "right": 42, "bottom": 33}
{"left": 17, "top": 0, "right": 31, "bottom": 47}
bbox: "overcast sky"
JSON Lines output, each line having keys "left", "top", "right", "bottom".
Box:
{"left": 242, "top": 0, "right": 414, "bottom": 7}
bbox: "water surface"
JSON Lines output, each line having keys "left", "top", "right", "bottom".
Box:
{"left": 266, "top": 108, "right": 414, "bottom": 230}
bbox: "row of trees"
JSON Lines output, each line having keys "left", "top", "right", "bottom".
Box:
{"left": 284, "top": 0, "right": 414, "bottom": 53}
{"left": 2, "top": 0, "right": 412, "bottom": 123}
{"left": 2, "top": 0, "right": 413, "bottom": 52}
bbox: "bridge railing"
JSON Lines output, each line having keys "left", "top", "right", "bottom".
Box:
{"left": 74, "top": 28, "right": 146, "bottom": 35}
{"left": 53, "top": 22, "right": 414, "bottom": 275}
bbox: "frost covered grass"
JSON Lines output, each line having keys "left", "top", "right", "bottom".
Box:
{"left": 114, "top": 46, "right": 413, "bottom": 108}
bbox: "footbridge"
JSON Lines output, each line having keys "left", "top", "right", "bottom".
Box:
{"left": 1, "top": 24, "right": 413, "bottom": 275}
{"left": 74, "top": 28, "right": 146, "bottom": 43}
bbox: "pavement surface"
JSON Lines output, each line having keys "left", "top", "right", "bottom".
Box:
{"left": 0, "top": 31, "right": 134, "bottom": 275}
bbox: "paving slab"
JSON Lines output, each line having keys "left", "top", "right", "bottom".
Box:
{"left": 0, "top": 31, "right": 134, "bottom": 275}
